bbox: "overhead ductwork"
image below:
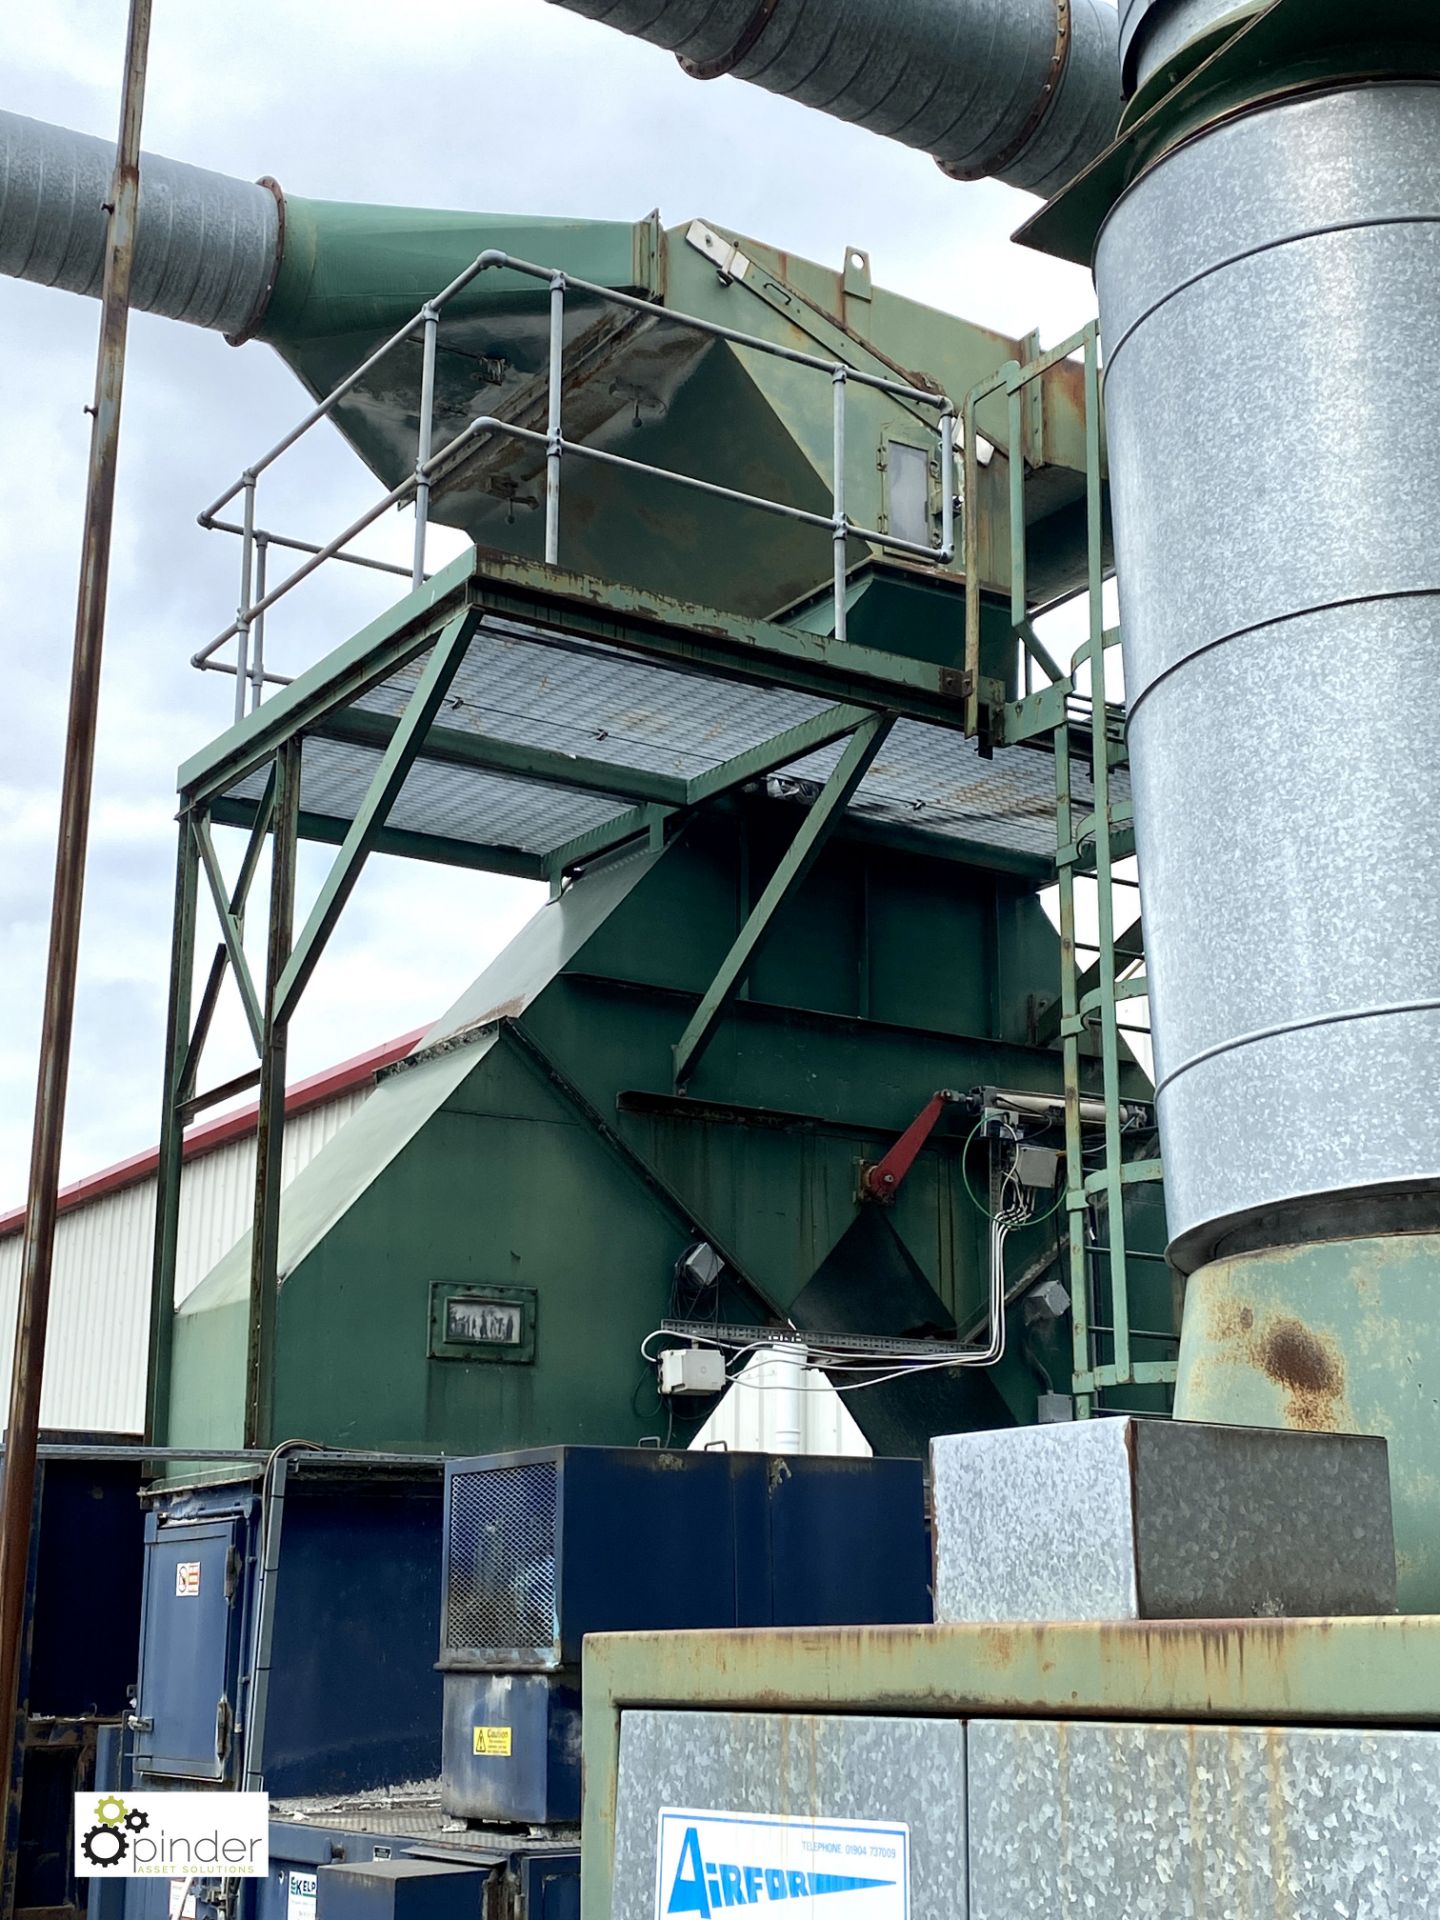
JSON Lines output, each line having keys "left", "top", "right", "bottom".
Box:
{"left": 1116, "top": 0, "right": 1257, "bottom": 92}
{"left": 0, "top": 108, "right": 280, "bottom": 339}
{"left": 545, "top": 0, "right": 1122, "bottom": 198}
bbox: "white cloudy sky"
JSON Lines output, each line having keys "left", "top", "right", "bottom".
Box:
{"left": 0, "top": 1, "right": 1103, "bottom": 1202}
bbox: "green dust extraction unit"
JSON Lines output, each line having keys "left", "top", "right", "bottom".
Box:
{"left": 0, "top": 88, "right": 1170, "bottom": 1468}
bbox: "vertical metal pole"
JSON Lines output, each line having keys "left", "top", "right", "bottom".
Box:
{"left": 545, "top": 275, "right": 565, "bottom": 567}
{"left": 411, "top": 305, "right": 439, "bottom": 590}
{"left": 235, "top": 472, "right": 256, "bottom": 726}
{"left": 832, "top": 368, "right": 848, "bottom": 645}
{"left": 144, "top": 813, "right": 199, "bottom": 1449}
{"left": 244, "top": 737, "right": 300, "bottom": 1448}
{"left": 250, "top": 536, "right": 268, "bottom": 713}
{"left": 1055, "top": 722, "right": 1092, "bottom": 1420}
{"left": 0, "top": 0, "right": 151, "bottom": 1841}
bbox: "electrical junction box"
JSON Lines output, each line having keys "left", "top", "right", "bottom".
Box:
{"left": 1015, "top": 1144, "right": 1061, "bottom": 1189}
{"left": 658, "top": 1347, "right": 726, "bottom": 1397}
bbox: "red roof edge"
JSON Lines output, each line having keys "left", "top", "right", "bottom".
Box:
{"left": 0, "top": 1028, "right": 428, "bottom": 1239}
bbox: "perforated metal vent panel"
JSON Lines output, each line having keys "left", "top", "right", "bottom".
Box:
{"left": 445, "top": 1461, "right": 559, "bottom": 1658}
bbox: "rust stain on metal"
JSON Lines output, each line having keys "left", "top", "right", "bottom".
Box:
{"left": 1259, "top": 1317, "right": 1346, "bottom": 1430}
{"left": 1201, "top": 1295, "right": 1347, "bottom": 1429}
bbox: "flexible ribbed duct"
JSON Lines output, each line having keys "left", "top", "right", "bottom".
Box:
{"left": 0, "top": 109, "right": 279, "bottom": 339}
{"left": 547, "top": 0, "right": 1122, "bottom": 198}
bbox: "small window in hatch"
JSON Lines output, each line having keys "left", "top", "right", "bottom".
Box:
{"left": 886, "top": 441, "right": 932, "bottom": 548}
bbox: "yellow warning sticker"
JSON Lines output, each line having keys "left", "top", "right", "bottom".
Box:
{"left": 473, "top": 1726, "right": 512, "bottom": 1757}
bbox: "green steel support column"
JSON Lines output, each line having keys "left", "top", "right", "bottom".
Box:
{"left": 192, "top": 814, "right": 265, "bottom": 1054}
{"left": 273, "top": 610, "right": 479, "bottom": 1024}
{"left": 1009, "top": 377, "right": 1027, "bottom": 648}
{"left": 144, "top": 814, "right": 198, "bottom": 1448}
{"left": 245, "top": 737, "right": 300, "bottom": 1449}
{"left": 180, "top": 764, "right": 276, "bottom": 1098}
{"left": 672, "top": 713, "right": 894, "bottom": 1091}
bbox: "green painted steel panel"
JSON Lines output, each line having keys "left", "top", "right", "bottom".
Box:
{"left": 163, "top": 810, "right": 1165, "bottom": 1460}
{"left": 578, "top": 1614, "right": 1440, "bottom": 1920}
{"left": 1176, "top": 1234, "right": 1440, "bottom": 1612}
{"left": 273, "top": 1045, "right": 686, "bottom": 1452}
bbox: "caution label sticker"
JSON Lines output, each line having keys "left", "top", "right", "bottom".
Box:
{"left": 174, "top": 1563, "right": 201, "bottom": 1598}
{"left": 473, "top": 1726, "right": 513, "bottom": 1757}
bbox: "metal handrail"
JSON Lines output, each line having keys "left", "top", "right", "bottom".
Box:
{"left": 193, "top": 249, "right": 958, "bottom": 721}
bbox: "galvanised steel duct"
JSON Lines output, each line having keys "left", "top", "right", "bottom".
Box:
{"left": 1097, "top": 72, "right": 1440, "bottom": 1273}
{"left": 1087, "top": 1, "right": 1440, "bottom": 1603}
{"left": 545, "top": 0, "right": 1122, "bottom": 198}
{"left": 0, "top": 109, "right": 279, "bottom": 339}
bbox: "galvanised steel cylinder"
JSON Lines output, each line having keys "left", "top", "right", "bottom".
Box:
{"left": 0, "top": 109, "right": 279, "bottom": 339}
{"left": 1096, "top": 79, "right": 1440, "bottom": 1272}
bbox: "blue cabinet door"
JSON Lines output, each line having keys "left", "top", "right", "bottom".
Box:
{"left": 133, "top": 1518, "right": 248, "bottom": 1781}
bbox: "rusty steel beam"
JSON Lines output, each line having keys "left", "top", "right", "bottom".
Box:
{"left": 0, "top": 0, "right": 152, "bottom": 1843}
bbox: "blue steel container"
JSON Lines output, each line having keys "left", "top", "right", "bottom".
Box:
{"left": 315, "top": 1861, "right": 481, "bottom": 1920}
{"left": 439, "top": 1447, "right": 928, "bottom": 1673}
{"left": 131, "top": 1462, "right": 444, "bottom": 1796}
{"left": 258, "top": 1820, "right": 578, "bottom": 1920}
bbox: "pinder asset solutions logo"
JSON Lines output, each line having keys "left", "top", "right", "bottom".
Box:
{"left": 74, "top": 1793, "right": 269, "bottom": 1879}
